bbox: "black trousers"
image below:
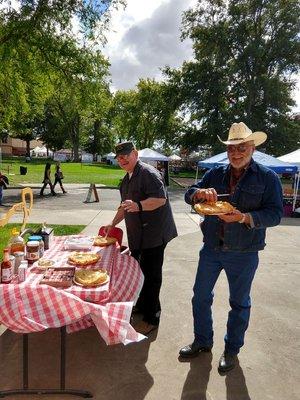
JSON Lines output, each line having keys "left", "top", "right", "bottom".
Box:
{"left": 40, "top": 181, "right": 55, "bottom": 195}
{"left": 53, "top": 177, "right": 66, "bottom": 193}
{"left": 131, "top": 244, "right": 166, "bottom": 326}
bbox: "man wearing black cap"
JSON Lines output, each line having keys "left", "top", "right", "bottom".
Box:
{"left": 104, "top": 141, "right": 177, "bottom": 335}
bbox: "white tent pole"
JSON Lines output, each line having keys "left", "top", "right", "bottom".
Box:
{"left": 292, "top": 172, "right": 300, "bottom": 211}
{"left": 195, "top": 166, "right": 199, "bottom": 183}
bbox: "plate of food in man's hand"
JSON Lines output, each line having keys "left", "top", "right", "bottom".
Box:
{"left": 193, "top": 201, "right": 236, "bottom": 216}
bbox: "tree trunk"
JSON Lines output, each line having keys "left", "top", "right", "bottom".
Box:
{"left": 72, "top": 113, "right": 80, "bottom": 162}
{"left": 26, "top": 140, "right": 31, "bottom": 157}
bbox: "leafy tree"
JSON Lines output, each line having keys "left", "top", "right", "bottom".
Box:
{"left": 0, "top": 0, "right": 124, "bottom": 153}
{"left": 112, "top": 79, "right": 183, "bottom": 149}
{"left": 165, "top": 0, "right": 300, "bottom": 155}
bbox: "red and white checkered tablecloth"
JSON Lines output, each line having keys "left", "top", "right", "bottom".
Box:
{"left": 0, "top": 236, "right": 145, "bottom": 345}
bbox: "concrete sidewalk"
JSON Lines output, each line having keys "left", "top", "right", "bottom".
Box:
{"left": 0, "top": 186, "right": 299, "bottom": 399}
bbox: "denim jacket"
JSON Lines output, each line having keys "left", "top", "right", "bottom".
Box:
{"left": 185, "top": 160, "right": 283, "bottom": 252}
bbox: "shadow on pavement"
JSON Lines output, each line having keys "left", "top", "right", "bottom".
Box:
{"left": 180, "top": 352, "right": 212, "bottom": 400}
{"left": 0, "top": 327, "right": 156, "bottom": 400}
{"left": 224, "top": 360, "right": 251, "bottom": 400}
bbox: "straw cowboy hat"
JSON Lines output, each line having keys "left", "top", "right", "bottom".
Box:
{"left": 218, "top": 122, "right": 267, "bottom": 146}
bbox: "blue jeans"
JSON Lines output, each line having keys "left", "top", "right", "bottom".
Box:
{"left": 0, "top": 186, "right": 3, "bottom": 204}
{"left": 192, "top": 245, "right": 259, "bottom": 354}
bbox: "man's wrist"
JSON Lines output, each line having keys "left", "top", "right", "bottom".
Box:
{"left": 137, "top": 201, "right": 143, "bottom": 212}
{"left": 238, "top": 213, "right": 246, "bottom": 224}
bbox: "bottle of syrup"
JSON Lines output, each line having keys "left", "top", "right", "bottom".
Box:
{"left": 9, "top": 228, "right": 25, "bottom": 254}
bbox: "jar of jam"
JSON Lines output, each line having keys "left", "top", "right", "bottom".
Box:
{"left": 26, "top": 241, "right": 40, "bottom": 264}
{"left": 28, "top": 235, "right": 44, "bottom": 258}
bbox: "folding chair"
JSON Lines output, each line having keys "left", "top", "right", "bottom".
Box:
{"left": 98, "top": 226, "right": 130, "bottom": 255}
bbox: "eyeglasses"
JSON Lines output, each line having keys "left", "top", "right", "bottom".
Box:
{"left": 116, "top": 152, "right": 133, "bottom": 161}
{"left": 227, "top": 144, "right": 253, "bottom": 153}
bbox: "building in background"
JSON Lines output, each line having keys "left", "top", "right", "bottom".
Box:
{"left": 0, "top": 137, "right": 45, "bottom": 156}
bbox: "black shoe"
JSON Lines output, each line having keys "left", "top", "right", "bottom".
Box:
{"left": 179, "top": 342, "right": 212, "bottom": 358}
{"left": 132, "top": 305, "right": 142, "bottom": 314}
{"left": 218, "top": 352, "right": 237, "bottom": 373}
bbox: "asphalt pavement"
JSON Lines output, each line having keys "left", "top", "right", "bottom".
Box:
{"left": 0, "top": 184, "right": 299, "bottom": 400}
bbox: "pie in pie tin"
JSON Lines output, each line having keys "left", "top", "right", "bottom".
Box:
{"left": 68, "top": 251, "right": 101, "bottom": 266}
{"left": 73, "top": 268, "right": 109, "bottom": 287}
{"left": 194, "top": 201, "right": 235, "bottom": 215}
{"left": 93, "top": 236, "right": 117, "bottom": 247}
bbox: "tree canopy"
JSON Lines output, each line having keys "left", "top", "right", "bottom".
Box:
{"left": 165, "top": 0, "right": 300, "bottom": 155}
{"left": 0, "top": 0, "right": 123, "bottom": 157}
{"left": 112, "top": 78, "right": 183, "bottom": 150}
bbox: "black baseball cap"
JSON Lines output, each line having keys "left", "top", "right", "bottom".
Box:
{"left": 114, "top": 141, "right": 136, "bottom": 158}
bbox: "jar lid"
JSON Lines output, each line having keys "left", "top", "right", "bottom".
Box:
{"left": 13, "top": 251, "right": 25, "bottom": 256}
{"left": 27, "top": 241, "right": 39, "bottom": 246}
{"left": 28, "top": 236, "right": 43, "bottom": 241}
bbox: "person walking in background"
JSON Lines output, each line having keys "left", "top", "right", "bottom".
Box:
{"left": 40, "top": 162, "right": 56, "bottom": 196}
{"left": 104, "top": 141, "right": 177, "bottom": 335}
{"left": 179, "top": 122, "right": 283, "bottom": 372}
{"left": 53, "top": 161, "right": 67, "bottom": 194}
{"left": 0, "top": 171, "right": 9, "bottom": 205}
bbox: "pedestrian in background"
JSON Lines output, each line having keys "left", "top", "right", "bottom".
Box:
{"left": 0, "top": 171, "right": 9, "bottom": 205}
{"left": 53, "top": 161, "right": 67, "bottom": 194}
{"left": 179, "top": 122, "right": 283, "bottom": 373}
{"left": 40, "top": 163, "right": 56, "bottom": 196}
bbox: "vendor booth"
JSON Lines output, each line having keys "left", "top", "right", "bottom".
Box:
{"left": 278, "top": 149, "right": 300, "bottom": 213}
{"left": 138, "top": 148, "right": 170, "bottom": 185}
{"left": 278, "top": 148, "right": 300, "bottom": 169}
{"left": 197, "top": 150, "right": 299, "bottom": 216}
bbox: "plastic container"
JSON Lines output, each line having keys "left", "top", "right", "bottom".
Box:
{"left": 18, "top": 261, "right": 28, "bottom": 282}
{"left": 13, "top": 252, "right": 25, "bottom": 274}
{"left": 1, "top": 248, "right": 13, "bottom": 284}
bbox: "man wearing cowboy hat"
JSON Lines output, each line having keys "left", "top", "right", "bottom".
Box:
{"left": 179, "top": 122, "right": 283, "bottom": 372}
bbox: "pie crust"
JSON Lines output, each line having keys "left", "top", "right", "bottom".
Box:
{"left": 68, "top": 251, "right": 100, "bottom": 266}
{"left": 74, "top": 268, "right": 108, "bottom": 286}
{"left": 194, "top": 201, "right": 235, "bottom": 215}
{"left": 93, "top": 236, "right": 117, "bottom": 247}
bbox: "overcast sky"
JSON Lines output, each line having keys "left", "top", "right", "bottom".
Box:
{"left": 103, "top": 0, "right": 300, "bottom": 112}
{"left": 103, "top": 0, "right": 196, "bottom": 90}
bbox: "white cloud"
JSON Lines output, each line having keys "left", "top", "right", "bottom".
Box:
{"left": 104, "top": 0, "right": 196, "bottom": 91}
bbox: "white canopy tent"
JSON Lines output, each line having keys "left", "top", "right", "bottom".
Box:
{"left": 278, "top": 149, "right": 300, "bottom": 168}
{"left": 30, "top": 146, "right": 52, "bottom": 157}
{"left": 169, "top": 154, "right": 182, "bottom": 161}
{"left": 138, "top": 148, "right": 169, "bottom": 162}
{"left": 105, "top": 152, "right": 118, "bottom": 166}
{"left": 138, "top": 148, "right": 170, "bottom": 185}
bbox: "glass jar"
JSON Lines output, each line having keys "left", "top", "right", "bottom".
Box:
{"left": 28, "top": 235, "right": 44, "bottom": 258}
{"left": 26, "top": 241, "right": 40, "bottom": 264}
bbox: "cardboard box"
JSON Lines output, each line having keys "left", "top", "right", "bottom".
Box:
{"left": 38, "top": 228, "right": 54, "bottom": 250}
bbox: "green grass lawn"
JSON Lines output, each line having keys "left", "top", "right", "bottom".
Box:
{"left": 0, "top": 157, "right": 125, "bottom": 186}
{"left": 0, "top": 223, "right": 85, "bottom": 261}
